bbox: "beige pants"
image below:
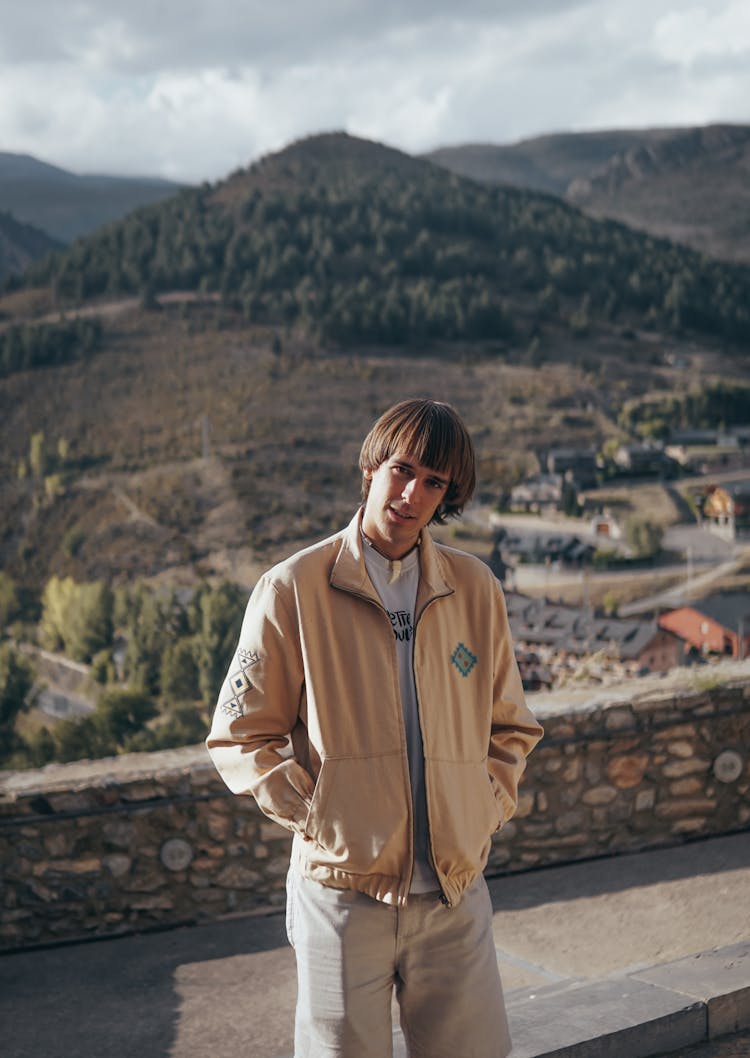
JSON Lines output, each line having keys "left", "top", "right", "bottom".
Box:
{"left": 286, "top": 870, "right": 511, "bottom": 1058}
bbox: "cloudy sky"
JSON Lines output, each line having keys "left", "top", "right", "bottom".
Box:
{"left": 1, "top": 0, "right": 748, "bottom": 184}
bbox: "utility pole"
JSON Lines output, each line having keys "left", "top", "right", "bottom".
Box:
{"left": 201, "top": 414, "right": 211, "bottom": 460}
{"left": 686, "top": 545, "right": 693, "bottom": 592}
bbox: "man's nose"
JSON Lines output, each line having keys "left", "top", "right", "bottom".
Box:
{"left": 402, "top": 478, "right": 419, "bottom": 502}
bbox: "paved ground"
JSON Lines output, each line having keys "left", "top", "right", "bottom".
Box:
{"left": 654, "top": 1030, "right": 750, "bottom": 1057}
{"left": 2, "top": 830, "right": 749, "bottom": 1058}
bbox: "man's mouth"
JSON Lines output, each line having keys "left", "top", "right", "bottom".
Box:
{"left": 389, "top": 505, "right": 414, "bottom": 521}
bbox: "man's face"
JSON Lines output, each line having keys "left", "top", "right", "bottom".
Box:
{"left": 361, "top": 452, "right": 450, "bottom": 560}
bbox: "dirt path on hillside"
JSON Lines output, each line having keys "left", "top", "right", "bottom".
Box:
{"left": 0, "top": 290, "right": 220, "bottom": 331}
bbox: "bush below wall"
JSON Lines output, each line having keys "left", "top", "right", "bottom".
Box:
{"left": 2, "top": 662, "right": 750, "bottom": 951}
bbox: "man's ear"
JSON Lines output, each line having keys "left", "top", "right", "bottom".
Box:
{"left": 363, "top": 467, "right": 373, "bottom": 480}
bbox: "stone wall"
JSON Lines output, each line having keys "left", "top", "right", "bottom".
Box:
{"left": 2, "top": 663, "right": 750, "bottom": 952}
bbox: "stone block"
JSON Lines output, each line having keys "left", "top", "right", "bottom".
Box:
{"left": 44, "top": 856, "right": 102, "bottom": 876}
{"left": 561, "top": 760, "right": 581, "bottom": 783}
{"left": 655, "top": 798, "right": 717, "bottom": 819}
{"left": 207, "top": 815, "right": 232, "bottom": 842}
{"left": 127, "top": 894, "right": 174, "bottom": 911}
{"left": 122, "top": 783, "right": 164, "bottom": 802}
{"left": 662, "top": 759, "right": 710, "bottom": 778}
{"left": 122, "top": 871, "right": 165, "bottom": 893}
{"left": 554, "top": 810, "right": 586, "bottom": 835}
{"left": 582, "top": 785, "right": 618, "bottom": 806}
{"left": 672, "top": 818, "right": 710, "bottom": 835}
{"left": 667, "top": 740, "right": 695, "bottom": 758}
{"left": 653, "top": 723, "right": 696, "bottom": 740}
{"left": 605, "top": 708, "right": 636, "bottom": 732}
{"left": 216, "top": 864, "right": 261, "bottom": 889}
{"left": 102, "top": 821, "right": 135, "bottom": 848}
{"left": 506, "top": 976, "right": 705, "bottom": 1058}
{"left": 43, "top": 832, "right": 73, "bottom": 857}
{"left": 608, "top": 754, "right": 649, "bottom": 789}
{"left": 103, "top": 853, "right": 131, "bottom": 879}
{"left": 670, "top": 778, "right": 704, "bottom": 796}
{"left": 634, "top": 942, "right": 750, "bottom": 1038}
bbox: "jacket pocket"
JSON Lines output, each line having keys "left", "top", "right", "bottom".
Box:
{"left": 426, "top": 759, "right": 501, "bottom": 879}
{"left": 303, "top": 754, "right": 410, "bottom": 877}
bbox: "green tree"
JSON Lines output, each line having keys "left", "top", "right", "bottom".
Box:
{"left": 29, "top": 431, "right": 48, "bottom": 478}
{"left": 625, "top": 516, "right": 664, "bottom": 559}
{"left": 39, "top": 575, "right": 76, "bottom": 652}
{"left": 50, "top": 688, "right": 157, "bottom": 763}
{"left": 122, "top": 584, "right": 171, "bottom": 693}
{"left": 0, "top": 572, "right": 19, "bottom": 629}
{"left": 39, "top": 576, "right": 113, "bottom": 662}
{"left": 24, "top": 725, "right": 55, "bottom": 767}
{"left": 195, "top": 582, "right": 245, "bottom": 702}
{"left": 96, "top": 688, "right": 157, "bottom": 744}
{"left": 129, "top": 701, "right": 208, "bottom": 752}
{"left": 160, "top": 637, "right": 200, "bottom": 702}
{"left": 51, "top": 715, "right": 108, "bottom": 762}
{"left": 0, "top": 645, "right": 33, "bottom": 760}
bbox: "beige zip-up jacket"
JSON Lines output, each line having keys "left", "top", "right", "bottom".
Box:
{"left": 206, "top": 510, "right": 543, "bottom": 907}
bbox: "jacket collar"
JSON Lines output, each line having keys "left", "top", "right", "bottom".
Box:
{"left": 330, "top": 509, "right": 454, "bottom": 608}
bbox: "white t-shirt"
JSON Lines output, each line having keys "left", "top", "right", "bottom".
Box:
{"left": 362, "top": 535, "right": 439, "bottom": 893}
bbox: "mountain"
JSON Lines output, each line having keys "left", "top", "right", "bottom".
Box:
{"left": 18, "top": 131, "right": 750, "bottom": 349}
{"left": 0, "top": 211, "right": 62, "bottom": 282}
{"left": 425, "top": 130, "right": 653, "bottom": 195}
{"left": 2, "top": 131, "right": 750, "bottom": 594}
{"left": 425, "top": 124, "right": 750, "bottom": 264}
{"left": 0, "top": 152, "right": 188, "bottom": 244}
{"left": 566, "top": 125, "right": 750, "bottom": 264}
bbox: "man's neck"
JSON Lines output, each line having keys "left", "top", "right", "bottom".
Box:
{"left": 361, "top": 527, "right": 420, "bottom": 562}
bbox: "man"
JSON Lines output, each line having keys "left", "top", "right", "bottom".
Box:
{"left": 207, "top": 398, "right": 543, "bottom": 1058}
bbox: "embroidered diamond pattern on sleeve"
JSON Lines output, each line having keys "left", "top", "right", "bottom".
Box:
{"left": 220, "top": 648, "right": 260, "bottom": 718}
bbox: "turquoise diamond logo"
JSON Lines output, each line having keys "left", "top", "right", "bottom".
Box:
{"left": 451, "top": 642, "right": 477, "bottom": 677}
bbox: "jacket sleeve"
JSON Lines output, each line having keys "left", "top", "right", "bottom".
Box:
{"left": 205, "top": 573, "right": 314, "bottom": 836}
{"left": 487, "top": 580, "right": 543, "bottom": 825}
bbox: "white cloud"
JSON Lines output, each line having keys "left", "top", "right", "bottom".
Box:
{"left": 0, "top": 1, "right": 747, "bottom": 182}
{"left": 652, "top": 2, "right": 750, "bottom": 66}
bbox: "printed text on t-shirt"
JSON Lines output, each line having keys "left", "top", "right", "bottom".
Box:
{"left": 388, "top": 610, "right": 413, "bottom": 642}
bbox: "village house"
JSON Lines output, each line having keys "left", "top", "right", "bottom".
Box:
{"left": 496, "top": 530, "right": 595, "bottom": 569}
{"left": 666, "top": 428, "right": 750, "bottom": 472}
{"left": 588, "top": 512, "right": 623, "bottom": 540}
{"left": 505, "top": 593, "right": 682, "bottom": 689}
{"left": 701, "top": 481, "right": 750, "bottom": 540}
{"left": 658, "top": 592, "right": 750, "bottom": 659}
{"left": 612, "top": 443, "right": 678, "bottom": 478}
{"left": 509, "top": 473, "right": 563, "bottom": 512}
{"left": 545, "top": 447, "right": 599, "bottom": 489}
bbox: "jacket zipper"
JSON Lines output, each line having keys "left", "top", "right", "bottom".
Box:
{"left": 339, "top": 585, "right": 416, "bottom": 906}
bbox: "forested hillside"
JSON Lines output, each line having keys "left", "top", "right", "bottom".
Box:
{"left": 17, "top": 132, "right": 750, "bottom": 348}
{"left": 0, "top": 211, "right": 62, "bottom": 282}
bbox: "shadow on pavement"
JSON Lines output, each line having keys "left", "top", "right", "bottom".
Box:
{"left": 0, "top": 910, "right": 295, "bottom": 1058}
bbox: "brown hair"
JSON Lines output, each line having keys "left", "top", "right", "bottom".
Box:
{"left": 359, "top": 399, "right": 476, "bottom": 524}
